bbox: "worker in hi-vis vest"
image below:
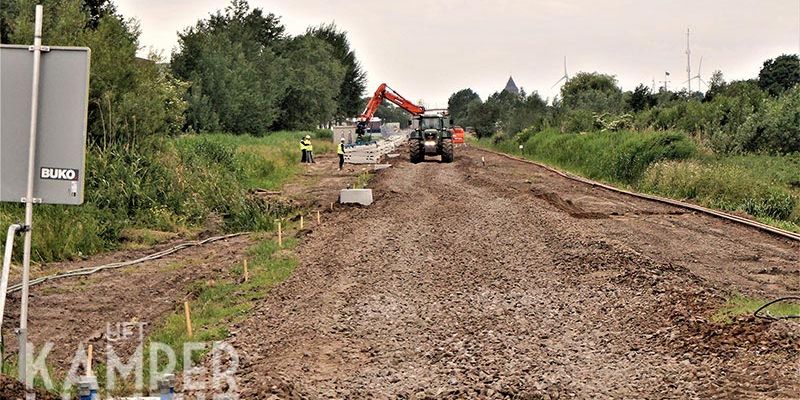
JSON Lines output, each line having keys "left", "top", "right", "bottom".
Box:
{"left": 337, "top": 138, "right": 346, "bottom": 171}
{"left": 299, "top": 137, "right": 308, "bottom": 163}
{"left": 305, "top": 135, "right": 315, "bottom": 163}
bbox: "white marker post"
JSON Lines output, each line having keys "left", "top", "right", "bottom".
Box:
{"left": 18, "top": 4, "right": 45, "bottom": 386}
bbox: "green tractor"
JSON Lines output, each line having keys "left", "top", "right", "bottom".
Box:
{"left": 409, "top": 112, "right": 454, "bottom": 163}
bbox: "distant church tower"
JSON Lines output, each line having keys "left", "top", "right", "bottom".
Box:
{"left": 504, "top": 76, "right": 519, "bottom": 95}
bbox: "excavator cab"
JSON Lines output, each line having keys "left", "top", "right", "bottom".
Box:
{"left": 355, "top": 121, "right": 373, "bottom": 144}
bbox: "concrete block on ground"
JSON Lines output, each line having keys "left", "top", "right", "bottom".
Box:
{"left": 340, "top": 189, "right": 373, "bottom": 206}
{"left": 373, "top": 164, "right": 392, "bottom": 171}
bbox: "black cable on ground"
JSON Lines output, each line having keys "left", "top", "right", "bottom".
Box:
{"left": 5, "top": 232, "right": 249, "bottom": 294}
{"left": 754, "top": 296, "right": 800, "bottom": 321}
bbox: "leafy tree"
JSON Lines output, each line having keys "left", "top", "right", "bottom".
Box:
{"left": 448, "top": 88, "right": 481, "bottom": 125}
{"left": 464, "top": 91, "right": 525, "bottom": 137}
{"left": 446, "top": 88, "right": 546, "bottom": 137}
{"left": 704, "top": 70, "right": 726, "bottom": 101}
{"left": 506, "top": 92, "right": 547, "bottom": 135}
{"left": 628, "top": 84, "right": 656, "bottom": 112}
{"left": 486, "top": 90, "right": 523, "bottom": 130}
{"left": 9, "top": 0, "right": 186, "bottom": 147}
{"left": 466, "top": 100, "right": 501, "bottom": 138}
{"left": 172, "top": 1, "right": 358, "bottom": 133}
{"left": 758, "top": 54, "right": 800, "bottom": 96}
{"left": 82, "top": 0, "right": 113, "bottom": 29}
{"left": 0, "top": 0, "right": 20, "bottom": 43}
{"left": 4, "top": 0, "right": 125, "bottom": 41}
{"left": 171, "top": 0, "right": 285, "bottom": 134}
{"left": 721, "top": 80, "right": 765, "bottom": 107}
{"left": 561, "top": 72, "right": 624, "bottom": 113}
{"left": 307, "top": 23, "right": 366, "bottom": 120}
{"left": 206, "top": 0, "right": 284, "bottom": 48}
{"left": 179, "top": 31, "right": 282, "bottom": 134}
{"left": 274, "top": 35, "right": 345, "bottom": 130}
{"left": 734, "top": 86, "right": 800, "bottom": 153}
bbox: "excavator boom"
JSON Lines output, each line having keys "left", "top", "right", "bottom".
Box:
{"left": 359, "top": 83, "right": 425, "bottom": 124}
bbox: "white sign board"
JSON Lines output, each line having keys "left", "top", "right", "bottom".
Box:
{"left": 0, "top": 44, "right": 90, "bottom": 205}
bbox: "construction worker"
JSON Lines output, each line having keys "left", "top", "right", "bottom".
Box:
{"left": 305, "top": 135, "right": 316, "bottom": 163}
{"left": 299, "top": 137, "right": 308, "bottom": 163}
{"left": 337, "top": 138, "right": 346, "bottom": 170}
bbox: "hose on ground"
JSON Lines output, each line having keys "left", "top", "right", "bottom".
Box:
{"left": 754, "top": 296, "right": 800, "bottom": 321}
{"left": 5, "top": 232, "right": 249, "bottom": 294}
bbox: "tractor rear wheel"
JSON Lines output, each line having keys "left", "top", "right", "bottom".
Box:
{"left": 440, "top": 139, "right": 454, "bottom": 163}
{"left": 409, "top": 139, "right": 424, "bottom": 163}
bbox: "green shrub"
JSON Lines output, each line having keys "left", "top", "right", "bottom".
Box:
{"left": 733, "top": 86, "right": 800, "bottom": 154}
{"left": 314, "top": 129, "right": 334, "bottom": 139}
{"left": 560, "top": 109, "right": 595, "bottom": 133}
{"left": 511, "top": 129, "right": 696, "bottom": 183}
{"left": 0, "top": 133, "right": 313, "bottom": 262}
{"left": 611, "top": 132, "right": 697, "bottom": 182}
{"left": 641, "top": 161, "right": 798, "bottom": 221}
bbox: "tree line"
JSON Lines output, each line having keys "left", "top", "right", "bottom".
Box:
{"left": 1, "top": 0, "right": 367, "bottom": 145}
{"left": 449, "top": 54, "right": 800, "bottom": 155}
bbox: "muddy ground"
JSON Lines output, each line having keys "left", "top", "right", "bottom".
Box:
{"left": 205, "top": 145, "right": 799, "bottom": 399}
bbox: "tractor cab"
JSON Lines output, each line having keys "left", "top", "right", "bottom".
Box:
{"left": 409, "top": 112, "right": 454, "bottom": 163}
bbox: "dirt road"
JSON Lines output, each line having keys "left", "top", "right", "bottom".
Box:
{"left": 223, "top": 145, "right": 799, "bottom": 399}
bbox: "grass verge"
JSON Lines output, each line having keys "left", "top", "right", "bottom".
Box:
{"left": 0, "top": 131, "right": 329, "bottom": 263}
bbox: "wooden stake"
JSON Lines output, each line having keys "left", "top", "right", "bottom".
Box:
{"left": 277, "top": 221, "right": 283, "bottom": 248}
{"left": 330, "top": 202, "right": 334, "bottom": 211}
{"left": 243, "top": 259, "right": 249, "bottom": 283}
{"left": 316, "top": 210, "right": 321, "bottom": 224}
{"left": 86, "top": 344, "right": 93, "bottom": 376}
{"left": 300, "top": 215, "right": 304, "bottom": 229}
{"left": 184, "top": 301, "right": 193, "bottom": 338}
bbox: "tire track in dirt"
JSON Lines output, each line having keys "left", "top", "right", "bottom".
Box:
{"left": 197, "top": 145, "right": 799, "bottom": 399}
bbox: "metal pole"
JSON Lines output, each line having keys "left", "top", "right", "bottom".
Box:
{"left": 0, "top": 224, "right": 22, "bottom": 368}
{"left": 686, "top": 28, "right": 691, "bottom": 92}
{"left": 0, "top": 224, "right": 22, "bottom": 325}
{"left": 19, "top": 4, "right": 44, "bottom": 386}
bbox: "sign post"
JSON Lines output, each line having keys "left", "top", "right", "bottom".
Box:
{"left": 0, "top": 4, "right": 89, "bottom": 387}
{"left": 17, "top": 4, "right": 45, "bottom": 385}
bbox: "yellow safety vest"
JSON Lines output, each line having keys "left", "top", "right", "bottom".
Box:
{"left": 337, "top": 143, "right": 345, "bottom": 155}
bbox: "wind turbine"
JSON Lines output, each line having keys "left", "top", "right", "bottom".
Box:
{"left": 684, "top": 56, "right": 708, "bottom": 91}
{"left": 551, "top": 57, "right": 570, "bottom": 88}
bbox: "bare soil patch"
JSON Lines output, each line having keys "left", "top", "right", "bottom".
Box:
{"left": 207, "top": 144, "right": 799, "bottom": 398}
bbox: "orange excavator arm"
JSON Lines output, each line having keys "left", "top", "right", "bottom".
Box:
{"left": 357, "top": 83, "right": 425, "bottom": 134}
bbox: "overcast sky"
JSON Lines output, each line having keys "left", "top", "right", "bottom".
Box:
{"left": 116, "top": 0, "right": 800, "bottom": 107}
